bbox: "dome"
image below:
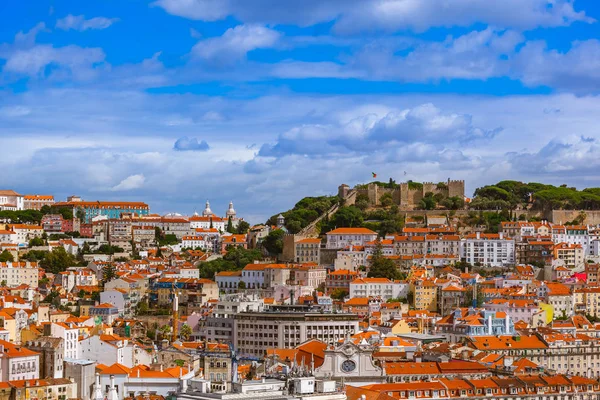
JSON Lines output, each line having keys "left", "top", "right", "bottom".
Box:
{"left": 226, "top": 201, "right": 236, "bottom": 218}
{"left": 202, "top": 200, "right": 213, "bottom": 217}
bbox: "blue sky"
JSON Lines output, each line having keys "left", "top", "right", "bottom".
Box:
{"left": 1, "top": 0, "right": 600, "bottom": 222}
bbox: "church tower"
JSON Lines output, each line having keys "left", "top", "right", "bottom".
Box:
{"left": 202, "top": 200, "right": 213, "bottom": 217}
{"left": 226, "top": 201, "right": 236, "bottom": 219}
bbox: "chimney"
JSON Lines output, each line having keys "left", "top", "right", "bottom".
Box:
{"left": 499, "top": 232, "right": 504, "bottom": 240}
{"left": 476, "top": 232, "right": 481, "bottom": 240}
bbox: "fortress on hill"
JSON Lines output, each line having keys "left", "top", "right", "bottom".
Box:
{"left": 338, "top": 178, "right": 465, "bottom": 209}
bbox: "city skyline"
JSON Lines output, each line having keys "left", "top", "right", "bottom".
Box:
{"left": 2, "top": 1, "right": 600, "bottom": 221}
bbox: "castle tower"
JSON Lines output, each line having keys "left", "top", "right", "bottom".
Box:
{"left": 226, "top": 201, "right": 236, "bottom": 218}
{"left": 277, "top": 214, "right": 285, "bottom": 228}
{"left": 202, "top": 200, "right": 213, "bottom": 217}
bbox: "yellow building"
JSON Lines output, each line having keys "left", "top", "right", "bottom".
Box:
{"left": 411, "top": 279, "right": 438, "bottom": 311}
{"left": 574, "top": 287, "right": 600, "bottom": 318}
{"left": 11, "top": 378, "right": 77, "bottom": 400}
{"left": 0, "top": 312, "right": 17, "bottom": 342}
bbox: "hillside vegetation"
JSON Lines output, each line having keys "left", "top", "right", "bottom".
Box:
{"left": 471, "top": 180, "right": 600, "bottom": 210}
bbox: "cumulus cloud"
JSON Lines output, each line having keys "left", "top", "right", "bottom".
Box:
{"left": 512, "top": 39, "right": 600, "bottom": 92}
{"left": 153, "top": 0, "right": 592, "bottom": 32}
{"left": 509, "top": 135, "right": 600, "bottom": 175}
{"left": 259, "top": 103, "right": 501, "bottom": 158}
{"left": 112, "top": 174, "right": 146, "bottom": 191}
{"left": 191, "top": 24, "right": 280, "bottom": 65}
{"left": 173, "top": 136, "right": 210, "bottom": 151}
{"left": 56, "top": 14, "right": 119, "bottom": 31}
{"left": 3, "top": 45, "right": 106, "bottom": 79}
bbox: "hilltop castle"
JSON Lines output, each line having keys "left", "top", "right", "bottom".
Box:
{"left": 339, "top": 178, "right": 465, "bottom": 209}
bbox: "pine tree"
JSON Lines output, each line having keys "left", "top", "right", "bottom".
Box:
{"left": 226, "top": 216, "right": 234, "bottom": 233}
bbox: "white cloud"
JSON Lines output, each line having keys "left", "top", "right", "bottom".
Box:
{"left": 513, "top": 39, "right": 600, "bottom": 92}
{"left": 191, "top": 24, "right": 280, "bottom": 65}
{"left": 2, "top": 44, "right": 106, "bottom": 80}
{"left": 4, "top": 88, "right": 600, "bottom": 221}
{"left": 259, "top": 102, "right": 501, "bottom": 157}
{"left": 56, "top": 14, "right": 119, "bottom": 31}
{"left": 153, "top": 0, "right": 593, "bottom": 32}
{"left": 112, "top": 174, "right": 146, "bottom": 191}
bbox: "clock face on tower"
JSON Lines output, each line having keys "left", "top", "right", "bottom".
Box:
{"left": 341, "top": 359, "right": 356, "bottom": 373}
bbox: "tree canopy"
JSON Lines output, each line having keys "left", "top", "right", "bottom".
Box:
{"left": 199, "top": 246, "right": 263, "bottom": 279}
{"left": 266, "top": 196, "right": 339, "bottom": 234}
{"left": 367, "top": 240, "right": 403, "bottom": 280}
{"left": 472, "top": 180, "right": 600, "bottom": 211}
{"left": 262, "top": 229, "right": 285, "bottom": 255}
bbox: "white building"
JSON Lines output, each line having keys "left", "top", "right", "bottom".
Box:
{"left": 215, "top": 271, "right": 242, "bottom": 293}
{"left": 50, "top": 322, "right": 79, "bottom": 360}
{"left": 182, "top": 236, "right": 210, "bottom": 250}
{"left": 79, "top": 335, "right": 127, "bottom": 367}
{"left": 460, "top": 232, "right": 515, "bottom": 267}
{"left": 0, "top": 261, "right": 40, "bottom": 288}
{"left": 349, "top": 278, "right": 409, "bottom": 301}
{"left": 0, "top": 190, "right": 24, "bottom": 211}
{"left": 0, "top": 339, "right": 39, "bottom": 381}
{"left": 233, "top": 306, "right": 359, "bottom": 356}
{"left": 0, "top": 230, "right": 16, "bottom": 244}
{"left": 6, "top": 224, "right": 43, "bottom": 244}
{"left": 552, "top": 225, "right": 591, "bottom": 256}
{"left": 325, "top": 228, "right": 378, "bottom": 250}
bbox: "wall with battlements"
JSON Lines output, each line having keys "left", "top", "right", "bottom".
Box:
{"left": 341, "top": 178, "right": 465, "bottom": 210}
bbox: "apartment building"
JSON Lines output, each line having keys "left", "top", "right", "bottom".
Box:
{"left": 295, "top": 238, "right": 321, "bottom": 263}
{"left": 349, "top": 278, "right": 409, "bottom": 301}
{"left": 233, "top": 305, "right": 359, "bottom": 356}
{"left": 552, "top": 225, "right": 591, "bottom": 255}
{"left": 325, "top": 227, "right": 377, "bottom": 250}
{"left": 325, "top": 269, "right": 358, "bottom": 293}
{"left": 23, "top": 194, "right": 54, "bottom": 210}
{"left": 553, "top": 242, "right": 585, "bottom": 268}
{"left": 6, "top": 224, "right": 43, "bottom": 244}
{"left": 0, "top": 261, "right": 39, "bottom": 288}
{"left": 460, "top": 232, "right": 515, "bottom": 267}
{"left": 0, "top": 190, "right": 24, "bottom": 210}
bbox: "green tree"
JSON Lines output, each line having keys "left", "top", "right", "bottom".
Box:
{"left": 180, "top": 324, "right": 192, "bottom": 340}
{"left": 0, "top": 250, "right": 14, "bottom": 262}
{"left": 236, "top": 221, "right": 250, "bottom": 234}
{"left": 226, "top": 216, "right": 234, "bottom": 233}
{"left": 419, "top": 192, "right": 437, "bottom": 210}
{"left": 380, "top": 193, "right": 394, "bottom": 207}
{"left": 41, "top": 247, "right": 76, "bottom": 274}
{"left": 75, "top": 207, "right": 86, "bottom": 222}
{"left": 238, "top": 281, "right": 247, "bottom": 290}
{"left": 262, "top": 229, "right": 285, "bottom": 255}
{"left": 158, "top": 325, "right": 172, "bottom": 340}
{"left": 368, "top": 239, "right": 401, "bottom": 280}
{"left": 28, "top": 237, "right": 45, "bottom": 247}
{"left": 330, "top": 289, "right": 348, "bottom": 300}
{"left": 136, "top": 301, "right": 149, "bottom": 315}
{"left": 332, "top": 206, "right": 363, "bottom": 228}
{"left": 102, "top": 264, "right": 118, "bottom": 285}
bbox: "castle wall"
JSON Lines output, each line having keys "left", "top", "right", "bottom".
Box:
{"left": 406, "top": 189, "right": 424, "bottom": 208}
{"left": 349, "top": 179, "right": 465, "bottom": 209}
{"left": 367, "top": 183, "right": 379, "bottom": 206}
{"left": 448, "top": 180, "right": 465, "bottom": 199}
{"left": 550, "top": 210, "right": 600, "bottom": 225}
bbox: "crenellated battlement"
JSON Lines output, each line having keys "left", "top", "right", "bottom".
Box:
{"left": 351, "top": 177, "right": 465, "bottom": 209}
